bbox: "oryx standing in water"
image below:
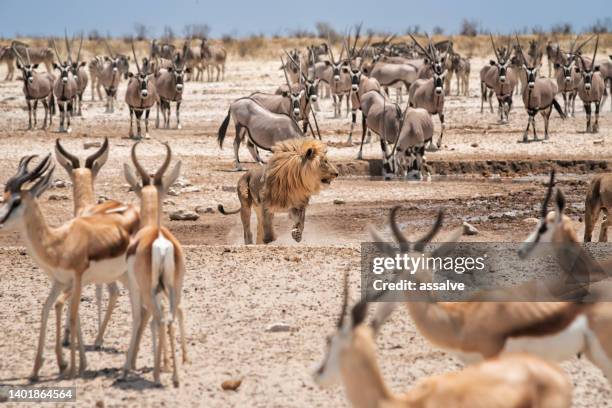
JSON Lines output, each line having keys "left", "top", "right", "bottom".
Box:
{"left": 155, "top": 51, "right": 185, "bottom": 129}
{"left": 12, "top": 45, "right": 55, "bottom": 129}
{"left": 125, "top": 41, "right": 158, "bottom": 139}
{"left": 51, "top": 35, "right": 78, "bottom": 133}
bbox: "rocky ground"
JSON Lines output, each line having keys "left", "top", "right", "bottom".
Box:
{"left": 0, "top": 55, "right": 611, "bottom": 407}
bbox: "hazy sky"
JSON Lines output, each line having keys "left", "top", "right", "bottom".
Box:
{"left": 1, "top": 0, "right": 609, "bottom": 38}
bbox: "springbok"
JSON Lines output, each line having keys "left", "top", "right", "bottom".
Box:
{"left": 516, "top": 37, "right": 565, "bottom": 142}
{"left": 577, "top": 36, "right": 605, "bottom": 133}
{"left": 88, "top": 40, "right": 130, "bottom": 110}
{"left": 125, "top": 41, "right": 158, "bottom": 139}
{"left": 0, "top": 154, "right": 139, "bottom": 380}
{"left": 313, "top": 271, "right": 572, "bottom": 408}
{"left": 54, "top": 138, "right": 138, "bottom": 349}
{"left": 122, "top": 142, "right": 187, "bottom": 387}
{"left": 584, "top": 173, "right": 612, "bottom": 242}
{"left": 480, "top": 35, "right": 517, "bottom": 123}
{"left": 369, "top": 180, "right": 612, "bottom": 385}
{"left": 201, "top": 38, "right": 227, "bottom": 81}
{"left": 11, "top": 41, "right": 54, "bottom": 73}
{"left": 217, "top": 97, "right": 305, "bottom": 170}
{"left": 12, "top": 45, "right": 55, "bottom": 130}
{"left": 408, "top": 35, "right": 447, "bottom": 148}
{"left": 155, "top": 53, "right": 185, "bottom": 129}
{"left": 51, "top": 37, "right": 78, "bottom": 133}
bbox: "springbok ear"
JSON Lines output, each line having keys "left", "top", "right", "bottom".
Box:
{"left": 555, "top": 189, "right": 565, "bottom": 216}
{"left": 163, "top": 161, "right": 182, "bottom": 193}
{"left": 123, "top": 163, "right": 141, "bottom": 194}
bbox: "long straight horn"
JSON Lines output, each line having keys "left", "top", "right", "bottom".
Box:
{"left": 131, "top": 142, "right": 150, "bottom": 185}
{"left": 75, "top": 33, "right": 84, "bottom": 64}
{"left": 591, "top": 35, "right": 599, "bottom": 70}
{"left": 352, "top": 23, "right": 362, "bottom": 57}
{"left": 25, "top": 46, "right": 31, "bottom": 65}
{"left": 409, "top": 33, "right": 432, "bottom": 60}
{"left": 153, "top": 143, "right": 172, "bottom": 185}
{"left": 337, "top": 269, "right": 349, "bottom": 328}
{"left": 490, "top": 33, "right": 500, "bottom": 61}
{"left": 515, "top": 34, "right": 527, "bottom": 66}
{"left": 327, "top": 36, "right": 336, "bottom": 62}
{"left": 55, "top": 139, "right": 80, "bottom": 168}
{"left": 541, "top": 170, "right": 555, "bottom": 218}
{"left": 103, "top": 38, "right": 114, "bottom": 57}
{"left": 64, "top": 28, "right": 72, "bottom": 63}
{"left": 85, "top": 137, "right": 109, "bottom": 169}
{"left": 280, "top": 56, "right": 292, "bottom": 88}
{"left": 131, "top": 39, "right": 141, "bottom": 73}
{"left": 575, "top": 34, "right": 595, "bottom": 55}
{"left": 11, "top": 45, "right": 24, "bottom": 66}
{"left": 51, "top": 39, "right": 62, "bottom": 63}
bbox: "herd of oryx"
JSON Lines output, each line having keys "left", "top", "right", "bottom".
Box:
{"left": 2, "top": 27, "right": 612, "bottom": 406}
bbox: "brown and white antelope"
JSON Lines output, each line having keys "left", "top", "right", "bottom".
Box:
{"left": 0, "top": 154, "right": 139, "bottom": 380}
{"left": 554, "top": 47, "right": 580, "bottom": 117}
{"left": 516, "top": 37, "right": 565, "bottom": 142}
{"left": 584, "top": 173, "right": 612, "bottom": 242}
{"left": 12, "top": 45, "right": 55, "bottom": 130}
{"left": 480, "top": 35, "right": 517, "bottom": 123}
{"left": 155, "top": 53, "right": 185, "bottom": 129}
{"left": 369, "top": 199, "right": 612, "bottom": 385}
{"left": 67, "top": 35, "right": 88, "bottom": 117}
{"left": 313, "top": 272, "right": 572, "bottom": 408}
{"left": 450, "top": 53, "right": 470, "bottom": 96}
{"left": 51, "top": 37, "right": 78, "bottom": 133}
{"left": 0, "top": 45, "right": 16, "bottom": 80}
{"left": 11, "top": 40, "right": 54, "bottom": 73}
{"left": 125, "top": 41, "right": 158, "bottom": 139}
{"left": 577, "top": 36, "right": 606, "bottom": 133}
{"left": 393, "top": 107, "right": 434, "bottom": 180}
{"left": 201, "top": 38, "right": 227, "bottom": 82}
{"left": 325, "top": 44, "right": 351, "bottom": 118}
{"left": 54, "top": 138, "right": 138, "bottom": 349}
{"left": 122, "top": 142, "right": 187, "bottom": 387}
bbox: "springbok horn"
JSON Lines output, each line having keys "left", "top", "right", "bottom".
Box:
{"left": 541, "top": 170, "right": 556, "bottom": 218}
{"left": 153, "top": 143, "right": 172, "bottom": 185}
{"left": 131, "top": 142, "right": 150, "bottom": 185}
{"left": 55, "top": 139, "right": 80, "bottom": 168}
{"left": 85, "top": 137, "right": 109, "bottom": 169}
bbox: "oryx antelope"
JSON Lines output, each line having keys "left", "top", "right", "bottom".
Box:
{"left": 0, "top": 45, "right": 16, "bottom": 80}
{"left": 393, "top": 107, "right": 434, "bottom": 180}
{"left": 67, "top": 35, "right": 88, "bottom": 116}
{"left": 451, "top": 53, "right": 470, "bottom": 96}
{"left": 217, "top": 97, "right": 304, "bottom": 170}
{"left": 88, "top": 40, "right": 130, "bottom": 111}
{"left": 584, "top": 173, "right": 612, "bottom": 242}
{"left": 155, "top": 53, "right": 185, "bottom": 129}
{"left": 324, "top": 44, "right": 351, "bottom": 117}
{"left": 201, "top": 38, "right": 227, "bottom": 82}
{"left": 125, "top": 42, "right": 158, "bottom": 139}
{"left": 122, "top": 142, "right": 187, "bottom": 387}
{"left": 554, "top": 47, "right": 580, "bottom": 117}
{"left": 11, "top": 41, "right": 54, "bottom": 73}
{"left": 480, "top": 35, "right": 517, "bottom": 123}
{"left": 51, "top": 37, "right": 78, "bottom": 133}
{"left": 12, "top": 45, "right": 55, "bottom": 130}
{"left": 0, "top": 154, "right": 140, "bottom": 380}
{"left": 313, "top": 271, "right": 572, "bottom": 408}
{"left": 346, "top": 59, "right": 382, "bottom": 143}
{"left": 408, "top": 35, "right": 447, "bottom": 148}
{"left": 577, "top": 36, "right": 605, "bottom": 133}
{"left": 150, "top": 39, "right": 176, "bottom": 60}
{"left": 516, "top": 38, "right": 565, "bottom": 142}
{"left": 361, "top": 59, "right": 417, "bottom": 105}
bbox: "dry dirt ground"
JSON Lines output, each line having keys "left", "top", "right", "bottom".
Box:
{"left": 0, "top": 55, "right": 611, "bottom": 407}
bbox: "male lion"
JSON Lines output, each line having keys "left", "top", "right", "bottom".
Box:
{"left": 218, "top": 138, "right": 339, "bottom": 244}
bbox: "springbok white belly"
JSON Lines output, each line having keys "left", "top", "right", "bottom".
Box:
{"left": 502, "top": 314, "right": 588, "bottom": 361}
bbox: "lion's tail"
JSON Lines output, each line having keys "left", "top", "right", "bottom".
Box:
{"left": 218, "top": 204, "right": 240, "bottom": 215}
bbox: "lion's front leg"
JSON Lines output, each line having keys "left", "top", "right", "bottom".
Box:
{"left": 289, "top": 207, "right": 306, "bottom": 243}
{"left": 255, "top": 206, "right": 276, "bottom": 244}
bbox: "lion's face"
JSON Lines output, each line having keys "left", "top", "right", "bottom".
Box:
{"left": 317, "top": 156, "right": 339, "bottom": 185}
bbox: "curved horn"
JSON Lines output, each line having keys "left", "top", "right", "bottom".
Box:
{"left": 390, "top": 206, "right": 411, "bottom": 252}
{"left": 541, "top": 170, "right": 555, "bottom": 218}
{"left": 55, "top": 139, "right": 80, "bottom": 168}
{"left": 131, "top": 142, "right": 150, "bottom": 185}
{"left": 337, "top": 268, "right": 349, "bottom": 328}
{"left": 12, "top": 154, "right": 52, "bottom": 190}
{"left": 153, "top": 143, "right": 172, "bottom": 185}
{"left": 6, "top": 155, "right": 37, "bottom": 191}
{"left": 85, "top": 137, "right": 109, "bottom": 169}
{"left": 413, "top": 209, "right": 444, "bottom": 252}
{"left": 131, "top": 39, "right": 141, "bottom": 73}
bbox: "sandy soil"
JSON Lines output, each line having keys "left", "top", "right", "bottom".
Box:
{"left": 0, "top": 55, "right": 611, "bottom": 407}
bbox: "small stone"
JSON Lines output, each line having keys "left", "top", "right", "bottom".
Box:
{"left": 167, "top": 188, "right": 180, "bottom": 196}
{"left": 470, "top": 142, "right": 478, "bottom": 148}
{"left": 95, "top": 400, "right": 105, "bottom": 408}
{"left": 181, "top": 186, "right": 201, "bottom": 193}
{"left": 163, "top": 199, "right": 176, "bottom": 206}
{"left": 266, "top": 323, "right": 291, "bottom": 332}
{"left": 84, "top": 141, "right": 102, "bottom": 149}
{"left": 48, "top": 194, "right": 69, "bottom": 201}
{"left": 523, "top": 217, "right": 539, "bottom": 224}
{"left": 462, "top": 222, "right": 479, "bottom": 236}
{"left": 222, "top": 186, "right": 236, "bottom": 192}
{"left": 53, "top": 179, "right": 69, "bottom": 188}
{"left": 333, "top": 199, "right": 346, "bottom": 205}
{"left": 169, "top": 210, "right": 199, "bottom": 221}
{"left": 221, "top": 379, "right": 242, "bottom": 391}
{"left": 97, "top": 196, "right": 110, "bottom": 204}
{"left": 593, "top": 139, "right": 604, "bottom": 145}
{"left": 195, "top": 206, "right": 215, "bottom": 214}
